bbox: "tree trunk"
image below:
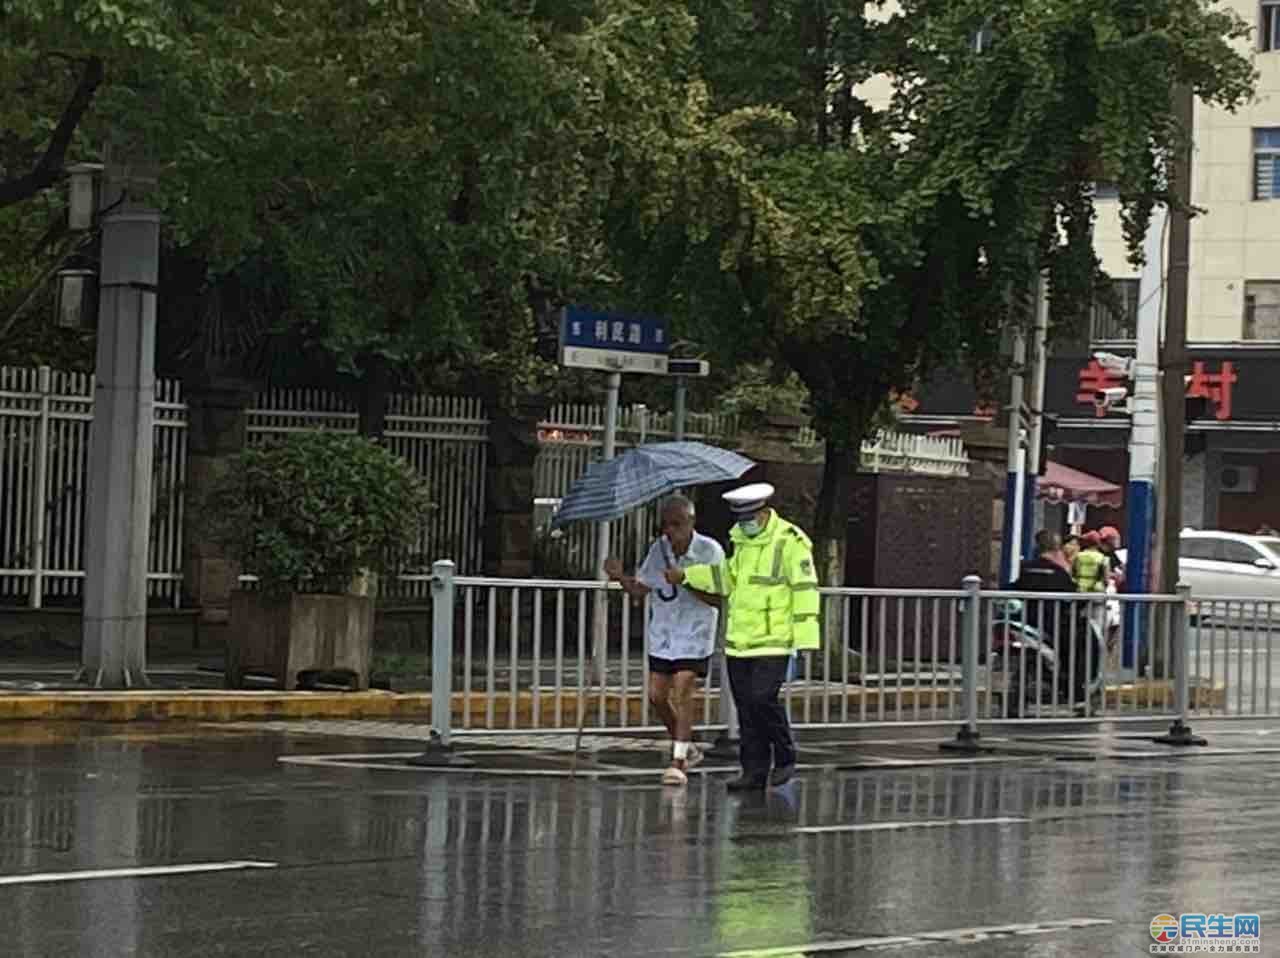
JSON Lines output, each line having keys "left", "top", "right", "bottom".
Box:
{"left": 811, "top": 438, "right": 858, "bottom": 587}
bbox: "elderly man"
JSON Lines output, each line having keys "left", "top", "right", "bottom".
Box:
{"left": 664, "top": 483, "right": 820, "bottom": 791}
{"left": 604, "top": 495, "right": 724, "bottom": 787}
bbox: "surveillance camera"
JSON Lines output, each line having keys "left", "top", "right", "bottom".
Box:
{"left": 1094, "top": 386, "right": 1128, "bottom": 409}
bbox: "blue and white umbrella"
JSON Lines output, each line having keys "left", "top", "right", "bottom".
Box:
{"left": 550, "top": 441, "right": 756, "bottom": 528}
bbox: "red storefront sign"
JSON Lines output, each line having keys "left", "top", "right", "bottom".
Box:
{"left": 1075, "top": 359, "right": 1238, "bottom": 420}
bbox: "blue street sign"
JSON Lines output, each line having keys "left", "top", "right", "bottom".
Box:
{"left": 559, "top": 306, "right": 669, "bottom": 375}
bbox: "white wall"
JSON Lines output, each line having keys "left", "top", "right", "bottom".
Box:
{"left": 1095, "top": 0, "right": 1280, "bottom": 341}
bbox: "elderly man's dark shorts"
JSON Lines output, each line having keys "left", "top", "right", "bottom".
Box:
{"left": 648, "top": 656, "right": 711, "bottom": 678}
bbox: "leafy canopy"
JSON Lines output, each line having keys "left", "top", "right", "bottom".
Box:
{"left": 607, "top": 0, "right": 1255, "bottom": 563}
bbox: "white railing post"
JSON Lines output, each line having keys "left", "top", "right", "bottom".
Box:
{"left": 1154, "top": 583, "right": 1207, "bottom": 747}
{"left": 28, "top": 366, "right": 52, "bottom": 609}
{"left": 410, "top": 559, "right": 474, "bottom": 767}
{"left": 941, "top": 575, "right": 985, "bottom": 752}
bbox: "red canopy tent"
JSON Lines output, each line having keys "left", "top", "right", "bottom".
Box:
{"left": 1038, "top": 461, "right": 1123, "bottom": 508}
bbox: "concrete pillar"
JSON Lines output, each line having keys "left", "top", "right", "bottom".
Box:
{"left": 182, "top": 376, "right": 254, "bottom": 624}
{"left": 80, "top": 156, "right": 160, "bottom": 689}
{"left": 1182, "top": 451, "right": 1207, "bottom": 530}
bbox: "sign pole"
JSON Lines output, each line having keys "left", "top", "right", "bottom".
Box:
{"left": 1124, "top": 206, "right": 1167, "bottom": 669}
{"left": 596, "top": 371, "right": 622, "bottom": 576}
{"left": 591, "top": 370, "right": 622, "bottom": 718}
{"left": 1022, "top": 275, "right": 1049, "bottom": 560}
{"left": 673, "top": 376, "right": 687, "bottom": 441}
{"left": 1000, "top": 325, "right": 1027, "bottom": 586}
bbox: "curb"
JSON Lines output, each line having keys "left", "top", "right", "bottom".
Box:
{"left": 0, "top": 691, "right": 431, "bottom": 723}
{"left": 0, "top": 680, "right": 1225, "bottom": 723}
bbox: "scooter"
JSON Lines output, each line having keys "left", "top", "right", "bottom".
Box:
{"left": 988, "top": 599, "right": 1107, "bottom": 717}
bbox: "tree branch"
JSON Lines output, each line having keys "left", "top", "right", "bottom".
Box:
{"left": 0, "top": 55, "right": 104, "bottom": 208}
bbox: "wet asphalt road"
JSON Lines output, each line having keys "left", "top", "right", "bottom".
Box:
{"left": 2, "top": 722, "right": 1279, "bottom": 957}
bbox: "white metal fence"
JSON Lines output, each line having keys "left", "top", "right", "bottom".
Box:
{"left": 247, "top": 388, "right": 490, "bottom": 595}
{"left": 1, "top": 366, "right": 747, "bottom": 608}
{"left": 0, "top": 366, "right": 187, "bottom": 608}
{"left": 417, "top": 566, "right": 1280, "bottom": 736}
{"left": 794, "top": 426, "right": 972, "bottom": 478}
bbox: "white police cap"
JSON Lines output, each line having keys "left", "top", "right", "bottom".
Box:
{"left": 723, "top": 482, "right": 775, "bottom": 515}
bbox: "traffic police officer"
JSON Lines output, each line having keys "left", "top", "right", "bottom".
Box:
{"left": 664, "top": 482, "right": 820, "bottom": 790}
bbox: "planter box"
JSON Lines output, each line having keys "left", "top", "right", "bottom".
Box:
{"left": 227, "top": 592, "right": 374, "bottom": 690}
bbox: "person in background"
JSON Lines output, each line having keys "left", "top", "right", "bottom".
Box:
{"left": 664, "top": 482, "right": 820, "bottom": 792}
{"left": 1062, "top": 534, "right": 1081, "bottom": 569}
{"left": 1014, "top": 531, "right": 1077, "bottom": 595}
{"left": 604, "top": 495, "right": 724, "bottom": 787}
{"left": 1012, "top": 530, "right": 1076, "bottom": 636}
{"left": 1099, "top": 525, "right": 1125, "bottom": 587}
{"left": 1072, "top": 531, "right": 1110, "bottom": 594}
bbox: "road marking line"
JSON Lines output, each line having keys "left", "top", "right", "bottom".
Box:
{"left": 0, "top": 860, "right": 278, "bottom": 887}
{"left": 795, "top": 816, "right": 1029, "bottom": 835}
{"left": 719, "top": 917, "right": 1113, "bottom": 956}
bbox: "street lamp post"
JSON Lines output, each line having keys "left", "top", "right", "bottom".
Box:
{"left": 72, "top": 153, "right": 162, "bottom": 689}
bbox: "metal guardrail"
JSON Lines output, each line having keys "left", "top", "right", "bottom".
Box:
{"left": 418, "top": 562, "right": 1280, "bottom": 748}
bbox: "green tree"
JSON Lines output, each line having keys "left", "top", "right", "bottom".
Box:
{"left": 619, "top": 0, "right": 1255, "bottom": 580}
{"left": 0, "top": 1, "right": 714, "bottom": 402}
{"left": 0, "top": 0, "right": 726, "bottom": 575}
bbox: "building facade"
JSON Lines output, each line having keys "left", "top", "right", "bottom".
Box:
{"left": 1075, "top": 0, "right": 1280, "bottom": 534}
{"left": 901, "top": 2, "right": 1280, "bottom": 535}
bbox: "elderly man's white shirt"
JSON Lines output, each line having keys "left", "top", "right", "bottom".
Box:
{"left": 636, "top": 532, "right": 724, "bottom": 661}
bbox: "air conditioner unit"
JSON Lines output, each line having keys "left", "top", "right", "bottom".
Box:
{"left": 1220, "top": 465, "right": 1259, "bottom": 494}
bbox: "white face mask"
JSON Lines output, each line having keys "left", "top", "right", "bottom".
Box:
{"left": 737, "top": 518, "right": 763, "bottom": 537}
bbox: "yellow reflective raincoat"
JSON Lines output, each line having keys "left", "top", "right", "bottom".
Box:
{"left": 1072, "top": 546, "right": 1109, "bottom": 593}
{"left": 684, "top": 510, "right": 820, "bottom": 657}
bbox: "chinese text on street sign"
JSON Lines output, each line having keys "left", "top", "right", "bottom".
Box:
{"left": 559, "top": 306, "right": 669, "bottom": 375}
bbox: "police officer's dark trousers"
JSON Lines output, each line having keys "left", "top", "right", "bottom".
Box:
{"left": 726, "top": 655, "right": 796, "bottom": 781}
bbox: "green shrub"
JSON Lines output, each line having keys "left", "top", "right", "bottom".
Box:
{"left": 201, "top": 432, "right": 432, "bottom": 597}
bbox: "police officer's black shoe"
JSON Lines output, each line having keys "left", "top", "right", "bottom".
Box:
{"left": 769, "top": 764, "right": 796, "bottom": 787}
{"left": 725, "top": 774, "right": 768, "bottom": 792}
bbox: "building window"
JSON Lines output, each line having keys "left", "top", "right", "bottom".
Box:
{"left": 1090, "top": 278, "right": 1140, "bottom": 343}
{"left": 1264, "top": 0, "right": 1280, "bottom": 52}
{"left": 1255, "top": 128, "right": 1280, "bottom": 200}
{"left": 1244, "top": 281, "right": 1280, "bottom": 340}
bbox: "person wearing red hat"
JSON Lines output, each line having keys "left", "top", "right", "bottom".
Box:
{"left": 1098, "top": 526, "right": 1125, "bottom": 586}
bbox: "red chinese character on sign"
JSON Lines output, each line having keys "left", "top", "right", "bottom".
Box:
{"left": 1076, "top": 360, "right": 1127, "bottom": 418}
{"left": 1185, "top": 361, "right": 1237, "bottom": 421}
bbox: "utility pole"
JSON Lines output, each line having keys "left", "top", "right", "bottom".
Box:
{"left": 1121, "top": 206, "right": 1167, "bottom": 669}
{"left": 1000, "top": 324, "right": 1027, "bottom": 586}
{"left": 673, "top": 377, "right": 687, "bottom": 441}
{"left": 78, "top": 148, "right": 161, "bottom": 688}
{"left": 1159, "top": 84, "right": 1194, "bottom": 595}
{"left": 1022, "top": 275, "right": 1049, "bottom": 561}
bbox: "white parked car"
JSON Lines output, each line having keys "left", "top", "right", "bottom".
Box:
{"left": 1119, "top": 530, "right": 1280, "bottom": 604}
{"left": 1175, "top": 530, "right": 1280, "bottom": 604}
